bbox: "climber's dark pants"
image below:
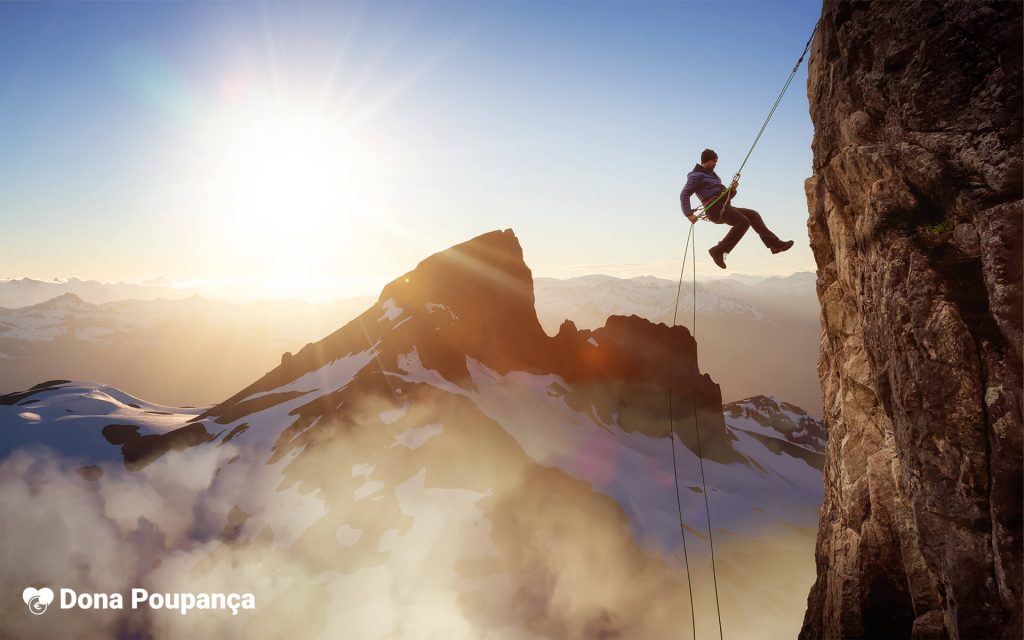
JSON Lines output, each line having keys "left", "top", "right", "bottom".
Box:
{"left": 707, "top": 204, "right": 781, "bottom": 253}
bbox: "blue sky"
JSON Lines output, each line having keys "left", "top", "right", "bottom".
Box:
{"left": 0, "top": 1, "right": 822, "bottom": 300}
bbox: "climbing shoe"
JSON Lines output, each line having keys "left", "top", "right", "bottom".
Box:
{"left": 770, "top": 240, "right": 795, "bottom": 254}
{"left": 709, "top": 245, "right": 727, "bottom": 269}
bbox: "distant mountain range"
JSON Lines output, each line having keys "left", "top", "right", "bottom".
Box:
{"left": 0, "top": 293, "right": 373, "bottom": 406}
{"left": 1, "top": 230, "right": 823, "bottom": 639}
{"left": 0, "top": 276, "right": 201, "bottom": 308}
{"left": 535, "top": 271, "right": 819, "bottom": 329}
{"left": 1, "top": 271, "right": 822, "bottom": 415}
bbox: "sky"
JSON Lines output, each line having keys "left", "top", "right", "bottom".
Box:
{"left": 0, "top": 0, "right": 822, "bottom": 301}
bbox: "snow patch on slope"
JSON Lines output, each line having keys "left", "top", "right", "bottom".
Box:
{"left": 379, "top": 299, "right": 403, "bottom": 321}
{"left": 455, "top": 358, "right": 822, "bottom": 559}
{"left": 242, "top": 344, "right": 380, "bottom": 405}
{"left": 391, "top": 423, "right": 444, "bottom": 450}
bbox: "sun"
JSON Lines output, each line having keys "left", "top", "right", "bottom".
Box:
{"left": 213, "top": 114, "right": 351, "bottom": 225}
{"left": 192, "top": 101, "right": 387, "bottom": 286}
{"left": 201, "top": 109, "right": 364, "bottom": 233}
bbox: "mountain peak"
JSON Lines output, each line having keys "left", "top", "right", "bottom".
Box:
{"left": 204, "top": 230, "right": 551, "bottom": 409}
{"left": 379, "top": 230, "right": 533, "bottom": 311}
{"left": 34, "top": 292, "right": 89, "bottom": 308}
{"left": 376, "top": 229, "right": 548, "bottom": 372}
{"left": 724, "top": 396, "right": 825, "bottom": 453}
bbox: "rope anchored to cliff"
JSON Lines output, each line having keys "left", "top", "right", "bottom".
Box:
{"left": 733, "top": 19, "right": 819, "bottom": 180}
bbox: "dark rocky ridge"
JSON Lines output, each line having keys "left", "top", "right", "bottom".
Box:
{"left": 102, "top": 422, "right": 214, "bottom": 471}
{"left": 801, "top": 2, "right": 1022, "bottom": 639}
{"left": 0, "top": 379, "right": 73, "bottom": 405}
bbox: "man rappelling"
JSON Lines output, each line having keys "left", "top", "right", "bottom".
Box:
{"left": 680, "top": 149, "right": 794, "bottom": 269}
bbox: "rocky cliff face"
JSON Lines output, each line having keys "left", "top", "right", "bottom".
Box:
{"left": 801, "top": 1, "right": 1022, "bottom": 638}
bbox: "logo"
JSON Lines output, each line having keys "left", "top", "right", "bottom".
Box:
{"left": 20, "top": 586, "right": 256, "bottom": 617}
{"left": 22, "top": 587, "right": 54, "bottom": 615}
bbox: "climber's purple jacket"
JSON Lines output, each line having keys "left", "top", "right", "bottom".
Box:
{"left": 679, "top": 163, "right": 737, "bottom": 216}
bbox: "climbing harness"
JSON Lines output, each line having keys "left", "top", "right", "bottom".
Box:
{"left": 667, "top": 18, "right": 820, "bottom": 640}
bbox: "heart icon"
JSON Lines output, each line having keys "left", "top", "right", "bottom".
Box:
{"left": 22, "top": 587, "right": 54, "bottom": 615}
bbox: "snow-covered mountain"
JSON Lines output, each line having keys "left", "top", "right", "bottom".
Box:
{"left": 723, "top": 395, "right": 826, "bottom": 465}
{"left": 702, "top": 271, "right": 819, "bottom": 319}
{"left": 2, "top": 230, "right": 823, "bottom": 639}
{"left": 0, "top": 380, "right": 207, "bottom": 464}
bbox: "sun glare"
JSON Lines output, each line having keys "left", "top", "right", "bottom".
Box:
{"left": 192, "top": 101, "right": 389, "bottom": 288}
{"left": 217, "top": 115, "right": 348, "bottom": 225}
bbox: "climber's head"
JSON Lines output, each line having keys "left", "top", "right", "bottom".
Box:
{"left": 700, "top": 148, "right": 718, "bottom": 170}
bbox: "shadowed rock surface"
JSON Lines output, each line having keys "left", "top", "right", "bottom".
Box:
{"left": 102, "top": 422, "right": 215, "bottom": 470}
{"left": 801, "top": 1, "right": 1022, "bottom": 638}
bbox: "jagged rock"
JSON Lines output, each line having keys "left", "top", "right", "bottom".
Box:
{"left": 102, "top": 422, "right": 214, "bottom": 470}
{"left": 801, "top": 2, "right": 1022, "bottom": 639}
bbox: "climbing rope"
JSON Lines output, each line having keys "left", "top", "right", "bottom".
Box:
{"left": 734, "top": 19, "right": 820, "bottom": 179}
{"left": 667, "top": 222, "right": 697, "bottom": 640}
{"left": 689, "top": 219, "right": 724, "bottom": 640}
{"left": 666, "top": 19, "right": 820, "bottom": 639}
{"left": 667, "top": 223, "right": 723, "bottom": 640}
